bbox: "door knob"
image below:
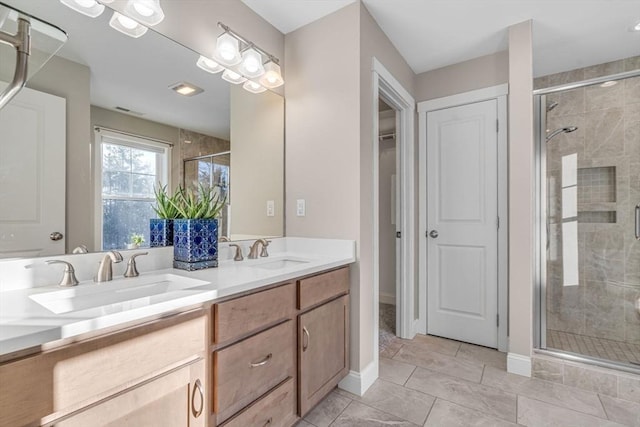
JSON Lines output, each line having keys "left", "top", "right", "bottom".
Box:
{"left": 50, "top": 232, "right": 64, "bottom": 241}
{"left": 429, "top": 230, "right": 439, "bottom": 238}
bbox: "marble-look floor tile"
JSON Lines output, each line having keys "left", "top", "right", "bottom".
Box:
{"left": 405, "top": 367, "right": 517, "bottom": 422}
{"left": 303, "top": 391, "right": 351, "bottom": 427}
{"left": 355, "top": 379, "right": 434, "bottom": 425}
{"left": 330, "top": 401, "right": 419, "bottom": 427}
{"left": 618, "top": 374, "right": 640, "bottom": 404}
{"left": 380, "top": 339, "right": 403, "bottom": 358}
{"left": 379, "top": 357, "right": 416, "bottom": 385}
{"left": 402, "top": 334, "right": 461, "bottom": 356}
{"left": 394, "top": 345, "right": 484, "bottom": 383}
{"left": 517, "top": 396, "right": 625, "bottom": 427}
{"left": 599, "top": 395, "right": 640, "bottom": 427}
{"left": 481, "top": 366, "right": 607, "bottom": 418}
{"left": 563, "top": 363, "right": 618, "bottom": 397}
{"left": 295, "top": 420, "right": 316, "bottom": 427}
{"left": 532, "top": 357, "right": 564, "bottom": 384}
{"left": 456, "top": 343, "right": 507, "bottom": 370}
{"left": 424, "top": 399, "right": 518, "bottom": 427}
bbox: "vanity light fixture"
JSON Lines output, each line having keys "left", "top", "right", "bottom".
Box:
{"left": 109, "top": 11, "right": 148, "bottom": 38}
{"left": 214, "top": 32, "right": 242, "bottom": 66}
{"left": 259, "top": 60, "right": 284, "bottom": 89}
{"left": 239, "top": 46, "right": 265, "bottom": 78}
{"left": 221, "top": 69, "right": 247, "bottom": 85}
{"left": 243, "top": 80, "right": 267, "bottom": 94}
{"left": 196, "top": 55, "right": 224, "bottom": 74}
{"left": 124, "top": 0, "right": 165, "bottom": 27}
{"left": 59, "top": 0, "right": 105, "bottom": 18}
{"left": 169, "top": 81, "right": 204, "bottom": 97}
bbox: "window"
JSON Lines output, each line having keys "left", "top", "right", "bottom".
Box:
{"left": 95, "top": 129, "right": 170, "bottom": 250}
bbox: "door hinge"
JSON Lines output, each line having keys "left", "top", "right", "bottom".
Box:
{"left": 396, "top": 231, "right": 401, "bottom": 238}
{"left": 497, "top": 314, "right": 500, "bottom": 327}
{"left": 496, "top": 216, "right": 500, "bottom": 229}
{"left": 496, "top": 119, "right": 499, "bottom": 133}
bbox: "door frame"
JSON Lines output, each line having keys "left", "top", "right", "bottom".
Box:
{"left": 417, "top": 84, "right": 509, "bottom": 352}
{"left": 372, "top": 57, "right": 416, "bottom": 361}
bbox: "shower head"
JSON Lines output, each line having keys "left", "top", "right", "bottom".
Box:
{"left": 546, "top": 126, "right": 578, "bottom": 142}
{"left": 546, "top": 101, "right": 559, "bottom": 112}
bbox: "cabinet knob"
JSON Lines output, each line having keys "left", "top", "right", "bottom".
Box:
{"left": 302, "top": 327, "right": 310, "bottom": 351}
{"left": 191, "top": 379, "right": 203, "bottom": 418}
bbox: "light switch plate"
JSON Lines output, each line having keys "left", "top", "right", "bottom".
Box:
{"left": 296, "top": 199, "right": 306, "bottom": 217}
{"left": 266, "top": 200, "right": 275, "bottom": 217}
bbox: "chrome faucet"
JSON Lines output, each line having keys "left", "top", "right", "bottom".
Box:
{"left": 248, "top": 239, "right": 269, "bottom": 259}
{"left": 94, "top": 251, "right": 123, "bottom": 282}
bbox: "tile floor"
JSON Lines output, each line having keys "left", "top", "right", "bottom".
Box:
{"left": 547, "top": 329, "right": 640, "bottom": 365}
{"left": 298, "top": 333, "right": 640, "bottom": 426}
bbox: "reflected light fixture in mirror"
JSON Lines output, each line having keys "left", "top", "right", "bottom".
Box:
{"left": 59, "top": 0, "right": 105, "bottom": 18}
{"left": 109, "top": 11, "right": 148, "bottom": 38}
{"left": 222, "top": 69, "right": 247, "bottom": 84}
{"left": 124, "top": 0, "right": 165, "bottom": 27}
{"left": 239, "top": 46, "right": 264, "bottom": 78}
{"left": 196, "top": 55, "right": 224, "bottom": 74}
{"left": 259, "top": 61, "right": 284, "bottom": 89}
{"left": 243, "top": 80, "right": 266, "bottom": 94}
{"left": 214, "top": 32, "right": 241, "bottom": 66}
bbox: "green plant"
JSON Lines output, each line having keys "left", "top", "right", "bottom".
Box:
{"left": 153, "top": 184, "right": 183, "bottom": 219}
{"left": 170, "top": 184, "right": 226, "bottom": 219}
{"left": 130, "top": 233, "right": 145, "bottom": 246}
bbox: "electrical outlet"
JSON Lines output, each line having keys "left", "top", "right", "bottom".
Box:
{"left": 296, "top": 199, "right": 306, "bottom": 217}
{"left": 266, "top": 200, "right": 275, "bottom": 217}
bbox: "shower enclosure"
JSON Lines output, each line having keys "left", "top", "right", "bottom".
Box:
{"left": 535, "top": 67, "right": 640, "bottom": 370}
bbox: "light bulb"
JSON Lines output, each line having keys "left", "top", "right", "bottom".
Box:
{"left": 214, "top": 33, "right": 241, "bottom": 66}
{"left": 125, "top": 0, "right": 165, "bottom": 26}
{"left": 118, "top": 14, "right": 138, "bottom": 29}
{"left": 239, "top": 47, "right": 265, "bottom": 78}
{"left": 259, "top": 61, "right": 284, "bottom": 88}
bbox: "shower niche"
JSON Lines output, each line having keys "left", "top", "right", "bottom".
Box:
{"left": 577, "top": 166, "right": 617, "bottom": 224}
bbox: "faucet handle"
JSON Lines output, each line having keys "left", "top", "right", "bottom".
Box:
{"left": 229, "top": 244, "right": 244, "bottom": 261}
{"left": 260, "top": 240, "right": 271, "bottom": 258}
{"left": 46, "top": 260, "right": 79, "bottom": 287}
{"left": 124, "top": 252, "right": 148, "bottom": 278}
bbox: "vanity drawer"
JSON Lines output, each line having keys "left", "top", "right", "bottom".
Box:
{"left": 213, "top": 320, "right": 295, "bottom": 423}
{"left": 220, "top": 378, "right": 297, "bottom": 427}
{"left": 0, "top": 310, "right": 206, "bottom": 427}
{"left": 298, "top": 267, "right": 349, "bottom": 310}
{"left": 214, "top": 282, "right": 295, "bottom": 343}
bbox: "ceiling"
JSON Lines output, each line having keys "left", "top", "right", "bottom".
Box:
{"left": 241, "top": 0, "right": 640, "bottom": 77}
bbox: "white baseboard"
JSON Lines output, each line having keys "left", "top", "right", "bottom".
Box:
{"left": 379, "top": 292, "right": 396, "bottom": 306}
{"left": 507, "top": 353, "right": 532, "bottom": 377}
{"left": 338, "top": 359, "right": 377, "bottom": 396}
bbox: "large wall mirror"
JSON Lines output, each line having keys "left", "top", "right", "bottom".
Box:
{"left": 0, "top": 0, "right": 284, "bottom": 257}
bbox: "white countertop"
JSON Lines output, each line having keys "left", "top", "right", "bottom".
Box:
{"left": 0, "top": 238, "right": 355, "bottom": 360}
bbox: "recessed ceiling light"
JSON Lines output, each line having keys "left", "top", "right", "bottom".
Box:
{"left": 169, "top": 82, "right": 204, "bottom": 97}
{"left": 600, "top": 81, "right": 618, "bottom": 88}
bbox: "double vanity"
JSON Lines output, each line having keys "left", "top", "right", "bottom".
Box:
{"left": 0, "top": 238, "right": 355, "bottom": 427}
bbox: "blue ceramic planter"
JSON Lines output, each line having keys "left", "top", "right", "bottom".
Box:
{"left": 173, "top": 218, "right": 218, "bottom": 270}
{"left": 149, "top": 218, "right": 173, "bottom": 247}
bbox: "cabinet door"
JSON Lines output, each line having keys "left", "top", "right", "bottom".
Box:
{"left": 298, "top": 295, "right": 349, "bottom": 415}
{"left": 51, "top": 358, "right": 206, "bottom": 427}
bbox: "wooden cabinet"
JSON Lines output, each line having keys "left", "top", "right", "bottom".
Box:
{"left": 0, "top": 310, "right": 208, "bottom": 427}
{"left": 52, "top": 358, "right": 206, "bottom": 427}
{"left": 298, "top": 295, "right": 349, "bottom": 415}
{"left": 220, "top": 378, "right": 297, "bottom": 427}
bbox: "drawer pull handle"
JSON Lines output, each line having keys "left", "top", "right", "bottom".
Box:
{"left": 263, "top": 417, "right": 272, "bottom": 427}
{"left": 191, "top": 378, "right": 204, "bottom": 418}
{"left": 250, "top": 353, "right": 272, "bottom": 368}
{"left": 303, "top": 326, "right": 310, "bottom": 351}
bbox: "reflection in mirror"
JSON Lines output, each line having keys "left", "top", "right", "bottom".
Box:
{"left": 0, "top": 0, "right": 284, "bottom": 258}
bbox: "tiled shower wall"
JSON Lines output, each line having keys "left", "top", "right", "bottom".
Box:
{"left": 535, "top": 56, "right": 640, "bottom": 349}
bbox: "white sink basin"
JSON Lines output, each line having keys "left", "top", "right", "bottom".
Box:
{"left": 30, "top": 274, "right": 209, "bottom": 314}
{"left": 251, "top": 258, "right": 310, "bottom": 270}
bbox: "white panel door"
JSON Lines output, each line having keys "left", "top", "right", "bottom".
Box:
{"left": 0, "top": 85, "right": 66, "bottom": 258}
{"left": 426, "top": 99, "right": 498, "bottom": 348}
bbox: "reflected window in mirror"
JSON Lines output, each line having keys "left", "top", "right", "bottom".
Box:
{"left": 183, "top": 152, "right": 230, "bottom": 239}
{"left": 95, "top": 129, "right": 170, "bottom": 250}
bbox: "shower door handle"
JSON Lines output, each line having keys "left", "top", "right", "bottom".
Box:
{"left": 635, "top": 204, "right": 640, "bottom": 240}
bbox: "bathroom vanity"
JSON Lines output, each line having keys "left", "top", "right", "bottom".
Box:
{"left": 0, "top": 238, "right": 354, "bottom": 427}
